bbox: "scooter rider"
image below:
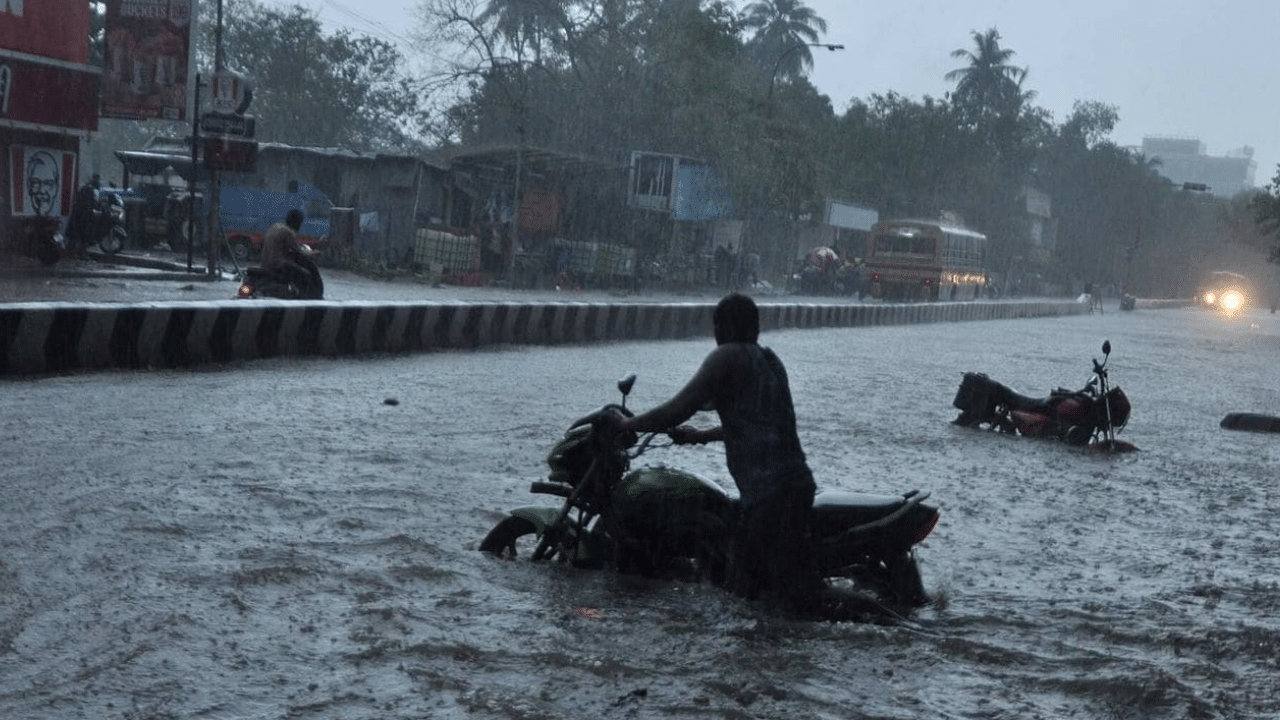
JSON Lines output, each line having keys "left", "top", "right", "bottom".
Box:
{"left": 258, "top": 209, "right": 323, "bottom": 299}
{"left": 605, "top": 292, "right": 826, "bottom": 615}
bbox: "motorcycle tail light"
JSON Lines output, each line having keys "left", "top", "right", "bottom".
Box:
{"left": 911, "top": 508, "right": 940, "bottom": 544}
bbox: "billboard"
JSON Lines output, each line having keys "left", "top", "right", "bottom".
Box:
{"left": 826, "top": 200, "right": 878, "bottom": 231}
{"left": 0, "top": 0, "right": 91, "bottom": 64}
{"left": 673, "top": 164, "right": 730, "bottom": 221}
{"left": 9, "top": 144, "right": 77, "bottom": 218}
{"left": 101, "top": 0, "right": 194, "bottom": 120}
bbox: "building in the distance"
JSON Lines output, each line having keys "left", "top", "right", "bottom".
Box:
{"left": 1141, "top": 136, "right": 1257, "bottom": 198}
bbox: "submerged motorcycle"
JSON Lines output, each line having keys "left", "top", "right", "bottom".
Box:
{"left": 951, "top": 340, "right": 1136, "bottom": 452}
{"left": 480, "top": 374, "right": 941, "bottom": 611}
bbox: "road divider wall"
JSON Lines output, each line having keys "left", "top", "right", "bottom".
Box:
{"left": 0, "top": 299, "right": 1088, "bottom": 376}
{"left": 1132, "top": 298, "right": 1193, "bottom": 309}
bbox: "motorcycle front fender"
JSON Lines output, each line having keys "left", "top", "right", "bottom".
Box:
{"left": 505, "top": 506, "right": 565, "bottom": 536}
{"left": 505, "top": 506, "right": 611, "bottom": 564}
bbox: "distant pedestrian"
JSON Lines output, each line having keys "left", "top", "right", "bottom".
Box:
{"left": 714, "top": 244, "right": 729, "bottom": 286}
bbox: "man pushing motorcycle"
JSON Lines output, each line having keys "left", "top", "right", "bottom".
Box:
{"left": 605, "top": 292, "right": 878, "bottom": 619}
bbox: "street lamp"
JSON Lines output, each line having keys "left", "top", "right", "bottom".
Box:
{"left": 767, "top": 43, "right": 844, "bottom": 106}
{"left": 751, "top": 43, "right": 843, "bottom": 289}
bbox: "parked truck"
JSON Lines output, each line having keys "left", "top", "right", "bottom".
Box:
{"left": 112, "top": 149, "right": 333, "bottom": 261}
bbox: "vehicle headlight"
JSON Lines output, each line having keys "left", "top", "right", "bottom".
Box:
{"left": 1204, "top": 292, "right": 1216, "bottom": 305}
{"left": 1221, "top": 290, "right": 1244, "bottom": 312}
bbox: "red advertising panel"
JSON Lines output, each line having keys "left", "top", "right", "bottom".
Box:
{"left": 9, "top": 144, "right": 78, "bottom": 218}
{"left": 101, "top": 0, "right": 193, "bottom": 120}
{"left": 0, "top": 56, "right": 101, "bottom": 132}
{"left": 0, "top": 0, "right": 91, "bottom": 64}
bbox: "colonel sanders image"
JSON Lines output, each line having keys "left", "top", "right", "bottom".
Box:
{"left": 26, "top": 150, "right": 60, "bottom": 216}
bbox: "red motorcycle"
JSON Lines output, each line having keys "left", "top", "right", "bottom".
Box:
{"left": 951, "top": 340, "right": 1136, "bottom": 452}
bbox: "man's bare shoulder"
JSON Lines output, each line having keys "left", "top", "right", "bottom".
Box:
{"left": 703, "top": 342, "right": 754, "bottom": 377}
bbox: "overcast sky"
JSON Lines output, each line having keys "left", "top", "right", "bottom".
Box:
{"left": 269, "top": 0, "right": 1279, "bottom": 189}
{"left": 805, "top": 0, "right": 1278, "bottom": 187}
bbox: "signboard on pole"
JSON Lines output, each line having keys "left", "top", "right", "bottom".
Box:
{"left": 203, "top": 136, "right": 258, "bottom": 173}
{"left": 209, "top": 69, "right": 253, "bottom": 115}
{"left": 201, "top": 112, "right": 256, "bottom": 137}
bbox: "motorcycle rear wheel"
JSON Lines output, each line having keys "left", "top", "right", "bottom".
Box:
{"left": 35, "top": 240, "right": 60, "bottom": 266}
{"left": 480, "top": 516, "right": 542, "bottom": 559}
{"left": 885, "top": 552, "right": 928, "bottom": 607}
{"left": 834, "top": 552, "right": 929, "bottom": 609}
{"left": 99, "top": 228, "right": 125, "bottom": 255}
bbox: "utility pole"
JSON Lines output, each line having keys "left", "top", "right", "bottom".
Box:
{"left": 205, "top": 0, "right": 225, "bottom": 278}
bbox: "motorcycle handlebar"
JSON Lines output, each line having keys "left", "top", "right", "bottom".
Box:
{"left": 568, "top": 403, "right": 633, "bottom": 431}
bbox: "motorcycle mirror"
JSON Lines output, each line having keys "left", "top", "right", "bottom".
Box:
{"left": 1102, "top": 340, "right": 1111, "bottom": 356}
{"left": 617, "top": 373, "right": 636, "bottom": 398}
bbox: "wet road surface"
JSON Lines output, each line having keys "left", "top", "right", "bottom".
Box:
{"left": 2, "top": 303, "right": 1278, "bottom": 719}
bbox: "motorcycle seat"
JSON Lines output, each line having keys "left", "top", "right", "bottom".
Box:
{"left": 1002, "top": 389, "right": 1060, "bottom": 414}
{"left": 814, "top": 490, "right": 909, "bottom": 509}
{"left": 811, "top": 490, "right": 933, "bottom": 535}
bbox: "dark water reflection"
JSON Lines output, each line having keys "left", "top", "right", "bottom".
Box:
{"left": 1, "top": 306, "right": 1277, "bottom": 718}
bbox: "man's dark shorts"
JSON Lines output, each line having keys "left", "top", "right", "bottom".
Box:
{"left": 726, "top": 483, "right": 823, "bottom": 613}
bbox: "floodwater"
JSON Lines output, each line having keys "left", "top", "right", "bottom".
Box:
{"left": 2, "top": 304, "right": 1277, "bottom": 719}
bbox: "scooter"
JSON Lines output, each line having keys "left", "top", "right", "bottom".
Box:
{"left": 480, "top": 374, "right": 941, "bottom": 611}
{"left": 951, "top": 340, "right": 1137, "bottom": 452}
{"left": 235, "top": 257, "right": 324, "bottom": 299}
{"left": 91, "top": 193, "right": 128, "bottom": 256}
{"left": 33, "top": 194, "right": 128, "bottom": 266}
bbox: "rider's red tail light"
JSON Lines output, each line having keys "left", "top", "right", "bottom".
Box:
{"left": 912, "top": 509, "right": 940, "bottom": 544}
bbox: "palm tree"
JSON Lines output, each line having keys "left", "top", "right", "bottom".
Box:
{"left": 478, "top": 0, "right": 570, "bottom": 62}
{"left": 741, "top": 0, "right": 829, "bottom": 81}
{"left": 945, "top": 28, "right": 1026, "bottom": 117}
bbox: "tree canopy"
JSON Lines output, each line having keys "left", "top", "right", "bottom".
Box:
{"left": 201, "top": 0, "right": 430, "bottom": 153}
{"left": 83, "top": 0, "right": 1271, "bottom": 293}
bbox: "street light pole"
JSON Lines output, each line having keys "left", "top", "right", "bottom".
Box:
{"left": 754, "top": 42, "right": 844, "bottom": 285}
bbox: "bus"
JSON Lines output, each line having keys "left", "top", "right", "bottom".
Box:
{"left": 864, "top": 219, "right": 988, "bottom": 301}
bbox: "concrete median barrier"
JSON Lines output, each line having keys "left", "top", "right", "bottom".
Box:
{"left": 0, "top": 298, "right": 1090, "bottom": 376}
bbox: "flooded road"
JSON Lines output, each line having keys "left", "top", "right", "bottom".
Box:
{"left": 2, "top": 305, "right": 1278, "bottom": 719}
